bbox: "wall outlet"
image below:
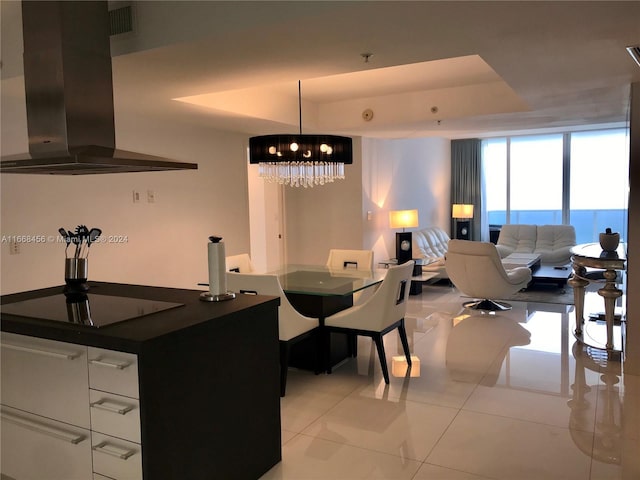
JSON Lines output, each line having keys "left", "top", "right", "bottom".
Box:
{"left": 133, "top": 190, "right": 141, "bottom": 203}
{"left": 9, "top": 240, "right": 20, "bottom": 255}
{"left": 147, "top": 190, "right": 155, "bottom": 203}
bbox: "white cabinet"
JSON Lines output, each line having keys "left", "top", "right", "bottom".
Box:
{"left": 1, "top": 333, "right": 142, "bottom": 480}
{"left": 88, "top": 347, "right": 139, "bottom": 399}
{"left": 1, "top": 333, "right": 93, "bottom": 480}
{"left": 91, "top": 431, "right": 143, "bottom": 480}
{"left": 88, "top": 347, "right": 142, "bottom": 479}
{"left": 0, "top": 332, "right": 90, "bottom": 427}
{"left": 1, "top": 405, "right": 93, "bottom": 480}
{"left": 89, "top": 390, "right": 141, "bottom": 443}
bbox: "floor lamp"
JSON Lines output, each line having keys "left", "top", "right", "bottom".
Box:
{"left": 452, "top": 204, "right": 474, "bottom": 240}
{"left": 389, "top": 209, "right": 419, "bottom": 264}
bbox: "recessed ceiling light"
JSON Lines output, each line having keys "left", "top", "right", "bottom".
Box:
{"left": 626, "top": 45, "right": 640, "bottom": 67}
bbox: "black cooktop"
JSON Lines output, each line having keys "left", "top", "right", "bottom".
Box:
{"left": 1, "top": 293, "right": 184, "bottom": 328}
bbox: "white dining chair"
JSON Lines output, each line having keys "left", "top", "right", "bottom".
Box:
{"left": 225, "top": 253, "right": 254, "bottom": 273}
{"left": 326, "top": 249, "right": 374, "bottom": 271}
{"left": 226, "top": 272, "right": 319, "bottom": 396}
{"left": 323, "top": 261, "right": 414, "bottom": 384}
{"left": 326, "top": 249, "right": 376, "bottom": 306}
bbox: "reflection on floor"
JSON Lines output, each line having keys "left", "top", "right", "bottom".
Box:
{"left": 261, "top": 284, "right": 640, "bottom": 480}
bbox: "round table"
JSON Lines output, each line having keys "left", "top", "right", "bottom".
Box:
{"left": 568, "top": 243, "right": 626, "bottom": 352}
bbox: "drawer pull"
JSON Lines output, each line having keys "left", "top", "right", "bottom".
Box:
{"left": 89, "top": 358, "right": 131, "bottom": 370}
{"left": 2, "top": 342, "right": 80, "bottom": 360}
{"left": 92, "top": 441, "right": 136, "bottom": 460}
{"left": 90, "top": 399, "right": 134, "bottom": 415}
{"left": 1, "top": 410, "right": 86, "bottom": 444}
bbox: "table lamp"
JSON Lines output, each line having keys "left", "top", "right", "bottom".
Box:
{"left": 389, "top": 209, "right": 418, "bottom": 264}
{"left": 452, "top": 204, "right": 474, "bottom": 240}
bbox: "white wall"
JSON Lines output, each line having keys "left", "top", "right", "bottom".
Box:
{"left": 362, "top": 137, "right": 451, "bottom": 264}
{"left": 248, "top": 163, "right": 284, "bottom": 272}
{"left": 1, "top": 84, "right": 251, "bottom": 294}
{"left": 283, "top": 138, "right": 364, "bottom": 266}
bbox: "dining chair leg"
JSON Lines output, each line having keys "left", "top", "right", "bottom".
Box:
{"left": 279, "top": 341, "right": 289, "bottom": 397}
{"left": 398, "top": 320, "right": 412, "bottom": 366}
{"left": 373, "top": 333, "right": 390, "bottom": 384}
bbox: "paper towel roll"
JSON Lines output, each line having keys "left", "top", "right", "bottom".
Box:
{"left": 207, "top": 241, "right": 227, "bottom": 295}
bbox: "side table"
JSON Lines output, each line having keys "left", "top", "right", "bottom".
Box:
{"left": 378, "top": 259, "right": 438, "bottom": 295}
{"left": 568, "top": 243, "right": 626, "bottom": 353}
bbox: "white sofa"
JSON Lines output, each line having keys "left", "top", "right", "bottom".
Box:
{"left": 411, "top": 226, "right": 450, "bottom": 279}
{"left": 495, "top": 224, "right": 576, "bottom": 265}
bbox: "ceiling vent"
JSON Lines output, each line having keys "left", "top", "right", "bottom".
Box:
{"left": 109, "top": 4, "right": 134, "bottom": 36}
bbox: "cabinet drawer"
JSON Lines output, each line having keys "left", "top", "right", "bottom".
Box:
{"left": 90, "top": 390, "right": 141, "bottom": 443}
{"left": 1, "top": 405, "right": 93, "bottom": 480}
{"left": 1, "top": 332, "right": 90, "bottom": 428}
{"left": 88, "top": 347, "right": 139, "bottom": 399}
{"left": 92, "top": 432, "right": 142, "bottom": 480}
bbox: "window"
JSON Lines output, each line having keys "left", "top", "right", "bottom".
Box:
{"left": 510, "top": 134, "right": 563, "bottom": 225}
{"left": 569, "top": 130, "right": 629, "bottom": 243}
{"left": 482, "top": 128, "right": 629, "bottom": 244}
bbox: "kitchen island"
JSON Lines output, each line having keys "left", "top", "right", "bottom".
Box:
{"left": 1, "top": 282, "right": 281, "bottom": 480}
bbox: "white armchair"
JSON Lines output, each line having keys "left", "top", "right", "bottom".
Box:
{"left": 323, "top": 261, "right": 414, "bottom": 384}
{"left": 227, "top": 272, "right": 319, "bottom": 396}
{"left": 445, "top": 240, "right": 532, "bottom": 312}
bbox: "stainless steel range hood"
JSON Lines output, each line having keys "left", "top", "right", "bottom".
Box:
{"left": 0, "top": 1, "right": 197, "bottom": 175}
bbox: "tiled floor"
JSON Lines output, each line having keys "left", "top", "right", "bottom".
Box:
{"left": 261, "top": 283, "right": 640, "bottom": 480}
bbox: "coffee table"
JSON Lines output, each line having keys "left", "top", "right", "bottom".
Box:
{"left": 378, "top": 259, "right": 438, "bottom": 295}
{"left": 501, "top": 253, "right": 572, "bottom": 288}
{"left": 530, "top": 264, "right": 572, "bottom": 287}
{"left": 501, "top": 253, "right": 541, "bottom": 270}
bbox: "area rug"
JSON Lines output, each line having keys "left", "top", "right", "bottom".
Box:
{"left": 463, "top": 285, "right": 575, "bottom": 306}
{"left": 500, "top": 285, "right": 574, "bottom": 305}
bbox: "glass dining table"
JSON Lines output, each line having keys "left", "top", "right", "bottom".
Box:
{"left": 268, "top": 265, "right": 386, "bottom": 372}
{"left": 269, "top": 264, "right": 386, "bottom": 320}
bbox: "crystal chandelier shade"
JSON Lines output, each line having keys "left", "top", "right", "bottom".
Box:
{"left": 248, "top": 82, "right": 353, "bottom": 188}
{"left": 249, "top": 134, "right": 352, "bottom": 187}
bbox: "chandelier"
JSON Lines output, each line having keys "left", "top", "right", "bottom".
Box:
{"left": 249, "top": 82, "right": 352, "bottom": 188}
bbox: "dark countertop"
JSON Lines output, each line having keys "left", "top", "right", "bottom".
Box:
{"left": 0, "top": 281, "right": 280, "bottom": 353}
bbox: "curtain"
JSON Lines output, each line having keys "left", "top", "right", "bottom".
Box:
{"left": 451, "top": 139, "right": 484, "bottom": 240}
